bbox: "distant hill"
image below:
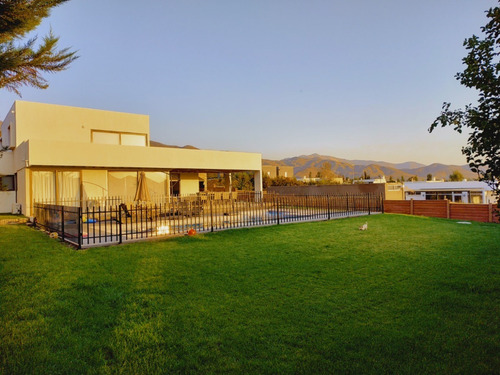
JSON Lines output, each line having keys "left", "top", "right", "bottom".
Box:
{"left": 150, "top": 140, "right": 199, "bottom": 150}
{"left": 263, "top": 154, "right": 476, "bottom": 181}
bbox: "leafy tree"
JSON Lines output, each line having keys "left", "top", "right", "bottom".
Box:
{"left": 269, "top": 176, "right": 301, "bottom": 187}
{"left": 232, "top": 172, "right": 254, "bottom": 191}
{"left": 426, "top": 173, "right": 433, "bottom": 181}
{"left": 449, "top": 170, "right": 464, "bottom": 182}
{"left": 262, "top": 174, "right": 272, "bottom": 189}
{"left": 429, "top": 4, "right": 499, "bottom": 203}
{"left": 0, "top": 0, "right": 78, "bottom": 96}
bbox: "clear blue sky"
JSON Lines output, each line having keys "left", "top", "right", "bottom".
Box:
{"left": 0, "top": 0, "right": 497, "bottom": 165}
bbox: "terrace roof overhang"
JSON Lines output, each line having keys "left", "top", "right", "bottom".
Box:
{"left": 17, "top": 140, "right": 262, "bottom": 173}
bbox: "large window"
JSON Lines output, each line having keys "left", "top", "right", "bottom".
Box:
{"left": 92, "top": 131, "right": 146, "bottom": 147}
{"left": 121, "top": 133, "right": 147, "bottom": 146}
{"left": 0, "top": 175, "right": 15, "bottom": 191}
{"left": 57, "top": 171, "right": 80, "bottom": 204}
{"left": 145, "top": 172, "right": 167, "bottom": 197}
{"left": 32, "top": 171, "right": 56, "bottom": 203}
{"left": 32, "top": 170, "right": 81, "bottom": 205}
{"left": 108, "top": 172, "right": 138, "bottom": 199}
{"left": 92, "top": 131, "right": 119, "bottom": 145}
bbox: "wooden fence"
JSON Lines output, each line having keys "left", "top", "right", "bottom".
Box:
{"left": 384, "top": 200, "right": 499, "bottom": 223}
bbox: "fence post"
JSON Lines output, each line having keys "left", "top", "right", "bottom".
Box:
{"left": 446, "top": 199, "right": 450, "bottom": 219}
{"left": 410, "top": 199, "right": 414, "bottom": 215}
{"left": 488, "top": 203, "right": 493, "bottom": 223}
{"left": 119, "top": 204, "right": 123, "bottom": 244}
{"left": 381, "top": 194, "right": 384, "bottom": 213}
{"left": 77, "top": 207, "right": 82, "bottom": 250}
{"left": 210, "top": 199, "right": 214, "bottom": 232}
{"left": 61, "top": 206, "right": 65, "bottom": 242}
{"left": 327, "top": 195, "right": 331, "bottom": 220}
{"left": 368, "top": 194, "right": 371, "bottom": 215}
{"left": 276, "top": 195, "right": 280, "bottom": 225}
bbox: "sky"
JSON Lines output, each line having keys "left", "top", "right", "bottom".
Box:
{"left": 0, "top": 0, "right": 497, "bottom": 165}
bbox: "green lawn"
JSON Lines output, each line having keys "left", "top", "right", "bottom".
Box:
{"left": 1, "top": 214, "right": 499, "bottom": 374}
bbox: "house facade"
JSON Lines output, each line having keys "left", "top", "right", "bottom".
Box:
{"left": 0, "top": 101, "right": 262, "bottom": 215}
{"left": 262, "top": 165, "right": 294, "bottom": 179}
{"left": 404, "top": 181, "right": 496, "bottom": 204}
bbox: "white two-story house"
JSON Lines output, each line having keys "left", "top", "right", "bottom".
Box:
{"left": 0, "top": 101, "right": 262, "bottom": 215}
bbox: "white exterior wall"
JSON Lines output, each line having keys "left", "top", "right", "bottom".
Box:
{"left": 14, "top": 168, "right": 28, "bottom": 215}
{"left": 10, "top": 101, "right": 149, "bottom": 148}
{"left": 1, "top": 103, "right": 15, "bottom": 149}
{"left": 179, "top": 173, "right": 200, "bottom": 195}
{"left": 0, "top": 191, "right": 15, "bottom": 213}
{"left": 0, "top": 150, "right": 14, "bottom": 175}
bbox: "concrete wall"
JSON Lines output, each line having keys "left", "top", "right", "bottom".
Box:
{"left": 385, "top": 184, "right": 405, "bottom": 200}
{"left": 0, "top": 103, "right": 15, "bottom": 149}
{"left": 267, "top": 184, "right": 386, "bottom": 197}
{"left": 262, "top": 165, "right": 294, "bottom": 178}
{"left": 262, "top": 166, "right": 277, "bottom": 178}
{"left": 0, "top": 150, "right": 13, "bottom": 175}
{"left": 9, "top": 101, "right": 150, "bottom": 148}
{"left": 0, "top": 191, "right": 15, "bottom": 213}
{"left": 179, "top": 173, "right": 200, "bottom": 195}
{"left": 26, "top": 139, "right": 262, "bottom": 172}
{"left": 16, "top": 168, "right": 28, "bottom": 216}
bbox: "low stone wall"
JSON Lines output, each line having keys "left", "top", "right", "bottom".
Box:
{"left": 0, "top": 217, "right": 28, "bottom": 225}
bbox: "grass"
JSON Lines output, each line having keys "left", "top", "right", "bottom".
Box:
{"left": 0, "top": 214, "right": 499, "bottom": 374}
{"left": 0, "top": 213, "right": 25, "bottom": 221}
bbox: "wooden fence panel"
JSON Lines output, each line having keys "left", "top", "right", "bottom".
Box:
{"left": 414, "top": 200, "right": 448, "bottom": 218}
{"left": 384, "top": 200, "right": 498, "bottom": 223}
{"left": 450, "top": 203, "right": 497, "bottom": 223}
{"left": 384, "top": 200, "right": 411, "bottom": 214}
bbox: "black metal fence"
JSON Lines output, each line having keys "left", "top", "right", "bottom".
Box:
{"left": 32, "top": 204, "right": 81, "bottom": 246}
{"left": 33, "top": 192, "right": 383, "bottom": 248}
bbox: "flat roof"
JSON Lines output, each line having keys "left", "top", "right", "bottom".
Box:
{"left": 404, "top": 181, "right": 492, "bottom": 192}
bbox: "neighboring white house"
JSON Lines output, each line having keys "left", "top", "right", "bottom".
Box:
{"left": 0, "top": 101, "right": 263, "bottom": 215}
{"left": 404, "top": 181, "right": 496, "bottom": 204}
{"left": 357, "top": 176, "right": 387, "bottom": 184}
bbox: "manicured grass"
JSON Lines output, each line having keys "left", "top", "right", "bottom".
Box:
{"left": 0, "top": 213, "right": 25, "bottom": 221}
{"left": 1, "top": 214, "right": 499, "bottom": 374}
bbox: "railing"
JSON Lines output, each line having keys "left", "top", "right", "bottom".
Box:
{"left": 32, "top": 204, "right": 81, "bottom": 246}
{"left": 33, "top": 193, "right": 383, "bottom": 248}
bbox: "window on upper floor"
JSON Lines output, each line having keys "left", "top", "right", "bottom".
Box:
{"left": 92, "top": 131, "right": 147, "bottom": 146}
{"left": 121, "top": 133, "right": 146, "bottom": 146}
{"left": 92, "top": 131, "right": 120, "bottom": 145}
{"left": 1, "top": 125, "right": 11, "bottom": 149}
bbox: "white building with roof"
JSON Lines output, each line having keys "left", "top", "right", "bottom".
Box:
{"left": 404, "top": 181, "right": 496, "bottom": 204}
{"left": 0, "top": 101, "right": 263, "bottom": 215}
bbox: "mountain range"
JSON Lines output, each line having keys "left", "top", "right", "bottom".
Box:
{"left": 263, "top": 154, "right": 476, "bottom": 181}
